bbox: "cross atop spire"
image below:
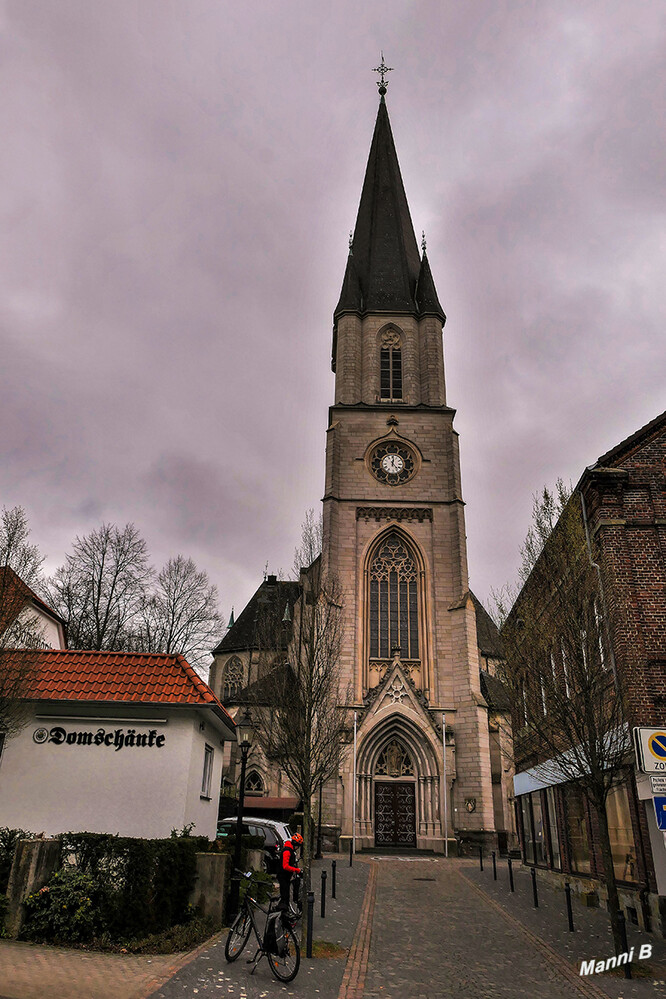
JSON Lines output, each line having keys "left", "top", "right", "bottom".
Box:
{"left": 373, "top": 52, "right": 393, "bottom": 97}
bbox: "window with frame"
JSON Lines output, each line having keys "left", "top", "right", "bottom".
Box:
{"left": 545, "top": 786, "right": 561, "bottom": 869}
{"left": 380, "top": 329, "right": 403, "bottom": 401}
{"left": 245, "top": 769, "right": 264, "bottom": 796}
{"left": 201, "top": 744, "right": 214, "bottom": 798}
{"left": 563, "top": 783, "right": 591, "bottom": 873}
{"left": 223, "top": 656, "right": 244, "bottom": 701}
{"left": 606, "top": 783, "right": 638, "bottom": 882}
{"left": 369, "top": 534, "right": 419, "bottom": 661}
{"left": 520, "top": 795, "right": 535, "bottom": 864}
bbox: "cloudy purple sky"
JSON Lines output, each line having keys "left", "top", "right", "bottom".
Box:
{"left": 2, "top": 1, "right": 665, "bottom": 630}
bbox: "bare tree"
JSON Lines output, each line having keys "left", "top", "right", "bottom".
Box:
{"left": 135, "top": 555, "right": 223, "bottom": 675}
{"left": 48, "top": 523, "right": 153, "bottom": 650}
{"left": 498, "top": 486, "right": 631, "bottom": 957}
{"left": 249, "top": 513, "right": 347, "bottom": 939}
{"left": 0, "top": 506, "right": 47, "bottom": 735}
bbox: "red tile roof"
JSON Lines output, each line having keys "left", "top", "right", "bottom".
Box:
{"left": 12, "top": 648, "right": 233, "bottom": 723}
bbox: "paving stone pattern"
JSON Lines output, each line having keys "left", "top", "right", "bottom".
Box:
{"left": 363, "top": 857, "right": 616, "bottom": 999}
{"left": 0, "top": 939, "right": 180, "bottom": 999}
{"left": 462, "top": 859, "right": 666, "bottom": 999}
{"left": 145, "top": 855, "right": 371, "bottom": 999}
{"left": 3, "top": 855, "right": 666, "bottom": 999}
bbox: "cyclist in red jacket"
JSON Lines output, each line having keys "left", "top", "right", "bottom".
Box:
{"left": 277, "top": 832, "right": 303, "bottom": 910}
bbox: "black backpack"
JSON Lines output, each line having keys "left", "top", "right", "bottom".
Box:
{"left": 264, "top": 911, "right": 288, "bottom": 956}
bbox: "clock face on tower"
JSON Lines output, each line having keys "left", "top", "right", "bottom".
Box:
{"left": 370, "top": 441, "right": 416, "bottom": 485}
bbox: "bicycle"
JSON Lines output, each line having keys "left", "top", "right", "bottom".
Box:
{"left": 225, "top": 869, "right": 300, "bottom": 982}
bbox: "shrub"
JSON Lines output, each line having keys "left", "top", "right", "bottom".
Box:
{"left": 22, "top": 869, "right": 104, "bottom": 944}
{"left": 22, "top": 832, "right": 202, "bottom": 945}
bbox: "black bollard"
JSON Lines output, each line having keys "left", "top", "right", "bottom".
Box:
{"left": 531, "top": 867, "right": 538, "bottom": 908}
{"left": 617, "top": 911, "right": 632, "bottom": 980}
{"left": 306, "top": 891, "right": 314, "bottom": 958}
{"left": 332, "top": 859, "right": 337, "bottom": 899}
{"left": 564, "top": 882, "right": 574, "bottom": 932}
{"left": 479, "top": 846, "right": 483, "bottom": 871}
{"left": 508, "top": 856, "right": 514, "bottom": 892}
{"left": 492, "top": 851, "right": 497, "bottom": 880}
{"left": 321, "top": 870, "right": 327, "bottom": 918}
{"left": 349, "top": 839, "right": 353, "bottom": 867}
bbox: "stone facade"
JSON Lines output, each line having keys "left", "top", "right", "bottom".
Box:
{"left": 210, "top": 95, "right": 509, "bottom": 854}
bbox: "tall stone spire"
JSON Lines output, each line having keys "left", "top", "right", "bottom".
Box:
{"left": 334, "top": 97, "right": 444, "bottom": 325}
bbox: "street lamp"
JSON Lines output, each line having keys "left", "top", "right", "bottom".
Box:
{"left": 228, "top": 707, "right": 254, "bottom": 919}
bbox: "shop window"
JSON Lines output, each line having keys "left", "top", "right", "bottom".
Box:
{"left": 520, "top": 795, "right": 535, "bottom": 864}
{"left": 545, "top": 786, "right": 561, "bottom": 870}
{"left": 201, "top": 744, "right": 214, "bottom": 798}
{"left": 606, "top": 783, "right": 638, "bottom": 883}
{"left": 531, "top": 791, "right": 547, "bottom": 865}
{"left": 563, "top": 784, "right": 591, "bottom": 873}
{"left": 245, "top": 770, "right": 264, "bottom": 796}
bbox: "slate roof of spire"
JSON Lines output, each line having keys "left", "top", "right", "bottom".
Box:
{"left": 213, "top": 579, "right": 300, "bottom": 655}
{"left": 334, "top": 98, "right": 444, "bottom": 323}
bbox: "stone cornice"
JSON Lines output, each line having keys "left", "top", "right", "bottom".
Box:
{"left": 356, "top": 507, "right": 433, "bottom": 522}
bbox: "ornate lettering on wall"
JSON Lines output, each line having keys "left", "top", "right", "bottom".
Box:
{"left": 32, "top": 726, "right": 166, "bottom": 751}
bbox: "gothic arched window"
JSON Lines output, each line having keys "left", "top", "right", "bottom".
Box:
{"left": 369, "top": 534, "right": 419, "bottom": 660}
{"left": 223, "top": 656, "right": 244, "bottom": 701}
{"left": 376, "top": 740, "right": 414, "bottom": 777}
{"left": 245, "top": 770, "right": 264, "bottom": 796}
{"left": 380, "top": 329, "right": 402, "bottom": 400}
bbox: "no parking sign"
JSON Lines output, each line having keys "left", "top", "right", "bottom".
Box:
{"left": 633, "top": 727, "right": 666, "bottom": 773}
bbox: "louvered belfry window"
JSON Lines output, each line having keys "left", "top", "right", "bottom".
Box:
{"left": 380, "top": 329, "right": 402, "bottom": 400}
{"left": 369, "top": 534, "right": 419, "bottom": 660}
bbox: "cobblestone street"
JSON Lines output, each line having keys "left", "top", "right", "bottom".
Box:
{"left": 2, "top": 856, "right": 666, "bottom": 999}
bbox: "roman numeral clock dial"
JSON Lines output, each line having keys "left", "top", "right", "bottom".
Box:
{"left": 370, "top": 441, "right": 416, "bottom": 485}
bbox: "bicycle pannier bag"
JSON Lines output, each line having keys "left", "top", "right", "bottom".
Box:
{"left": 264, "top": 912, "right": 287, "bottom": 956}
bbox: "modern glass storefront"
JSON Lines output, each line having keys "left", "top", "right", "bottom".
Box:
{"left": 516, "top": 776, "right": 640, "bottom": 885}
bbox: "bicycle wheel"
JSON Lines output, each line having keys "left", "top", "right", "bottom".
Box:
{"left": 266, "top": 923, "right": 300, "bottom": 982}
{"left": 225, "top": 910, "right": 252, "bottom": 962}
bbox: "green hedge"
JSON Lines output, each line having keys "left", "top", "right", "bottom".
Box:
{"left": 21, "top": 832, "right": 202, "bottom": 945}
{"left": 0, "top": 827, "right": 31, "bottom": 894}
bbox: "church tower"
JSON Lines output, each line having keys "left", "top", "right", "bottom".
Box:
{"left": 324, "top": 80, "right": 496, "bottom": 852}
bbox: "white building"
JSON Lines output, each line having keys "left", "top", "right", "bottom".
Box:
{"left": 0, "top": 649, "right": 236, "bottom": 840}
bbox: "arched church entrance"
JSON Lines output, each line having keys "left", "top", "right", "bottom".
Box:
{"left": 374, "top": 740, "right": 416, "bottom": 846}
{"left": 357, "top": 716, "right": 442, "bottom": 850}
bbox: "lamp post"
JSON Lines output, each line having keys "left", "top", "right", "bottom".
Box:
{"left": 228, "top": 707, "right": 253, "bottom": 920}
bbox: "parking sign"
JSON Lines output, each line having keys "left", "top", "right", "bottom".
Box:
{"left": 634, "top": 728, "right": 666, "bottom": 773}
{"left": 654, "top": 796, "right": 666, "bottom": 831}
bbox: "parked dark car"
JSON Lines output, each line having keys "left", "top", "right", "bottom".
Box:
{"left": 216, "top": 817, "right": 293, "bottom": 874}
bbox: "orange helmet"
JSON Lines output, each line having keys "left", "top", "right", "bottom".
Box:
{"left": 291, "top": 832, "right": 303, "bottom": 846}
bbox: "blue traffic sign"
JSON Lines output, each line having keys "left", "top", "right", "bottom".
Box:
{"left": 648, "top": 733, "right": 666, "bottom": 760}
{"left": 654, "top": 796, "right": 666, "bottom": 832}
